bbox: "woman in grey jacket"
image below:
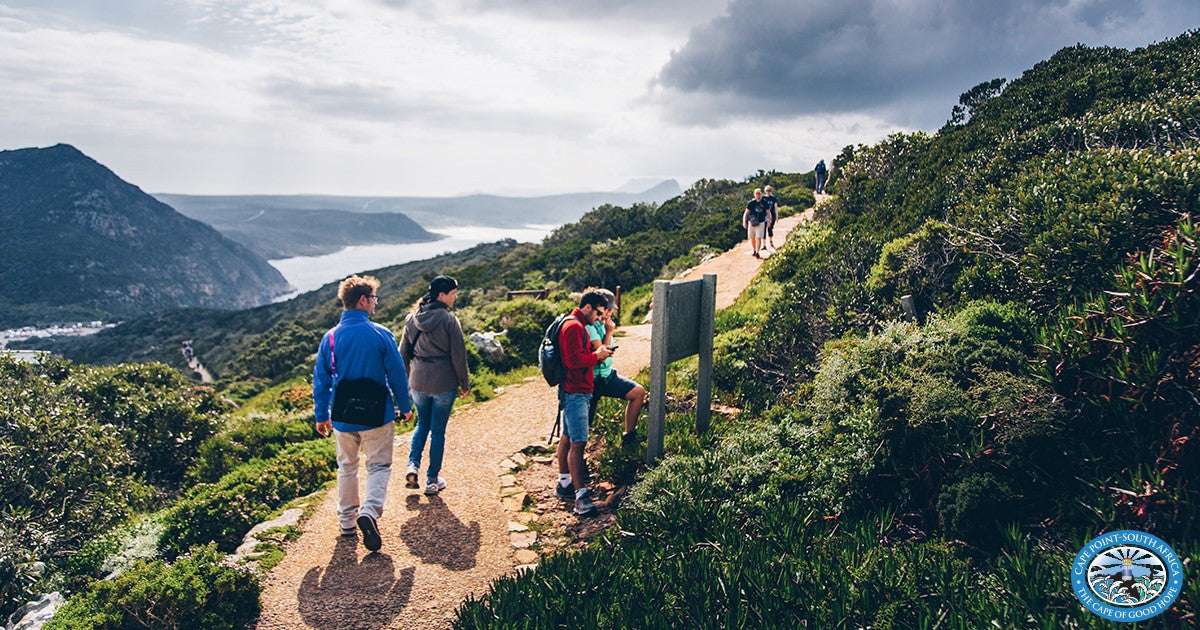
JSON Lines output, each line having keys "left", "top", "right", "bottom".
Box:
{"left": 400, "top": 275, "right": 470, "bottom": 495}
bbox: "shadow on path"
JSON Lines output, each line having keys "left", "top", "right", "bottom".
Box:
{"left": 298, "top": 537, "right": 415, "bottom": 629}
{"left": 400, "top": 494, "right": 481, "bottom": 571}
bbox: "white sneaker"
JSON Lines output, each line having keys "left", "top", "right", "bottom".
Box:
{"left": 405, "top": 465, "right": 419, "bottom": 489}
{"left": 424, "top": 477, "right": 447, "bottom": 495}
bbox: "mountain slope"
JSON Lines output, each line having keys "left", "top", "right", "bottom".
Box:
{"left": 15, "top": 240, "right": 519, "bottom": 377}
{"left": 0, "top": 144, "right": 293, "bottom": 327}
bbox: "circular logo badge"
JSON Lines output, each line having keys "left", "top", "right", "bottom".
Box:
{"left": 1072, "top": 530, "right": 1184, "bottom": 622}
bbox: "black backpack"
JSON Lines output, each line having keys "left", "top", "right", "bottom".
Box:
{"left": 538, "top": 314, "right": 571, "bottom": 386}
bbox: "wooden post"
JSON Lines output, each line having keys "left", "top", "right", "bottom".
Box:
{"left": 615, "top": 285, "right": 622, "bottom": 324}
{"left": 647, "top": 280, "right": 670, "bottom": 464}
{"left": 695, "top": 273, "right": 716, "bottom": 434}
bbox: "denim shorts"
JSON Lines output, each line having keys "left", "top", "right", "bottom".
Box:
{"left": 593, "top": 370, "right": 638, "bottom": 400}
{"left": 560, "top": 391, "right": 591, "bottom": 443}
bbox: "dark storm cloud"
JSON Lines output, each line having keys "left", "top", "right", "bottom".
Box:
{"left": 653, "top": 0, "right": 1200, "bottom": 127}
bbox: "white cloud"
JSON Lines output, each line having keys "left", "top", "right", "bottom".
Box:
{"left": 3, "top": 0, "right": 1193, "bottom": 196}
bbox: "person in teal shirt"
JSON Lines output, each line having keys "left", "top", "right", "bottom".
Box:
{"left": 585, "top": 289, "right": 646, "bottom": 448}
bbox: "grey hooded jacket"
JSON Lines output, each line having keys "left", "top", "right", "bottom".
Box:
{"left": 400, "top": 301, "right": 470, "bottom": 394}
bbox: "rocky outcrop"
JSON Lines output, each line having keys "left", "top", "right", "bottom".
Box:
{"left": 0, "top": 144, "right": 293, "bottom": 327}
{"left": 469, "top": 330, "right": 507, "bottom": 365}
{"left": 6, "top": 592, "right": 63, "bottom": 630}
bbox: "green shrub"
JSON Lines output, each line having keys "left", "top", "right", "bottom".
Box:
{"left": 225, "top": 319, "right": 323, "bottom": 384}
{"left": 936, "top": 472, "right": 1017, "bottom": 549}
{"left": 950, "top": 149, "right": 1200, "bottom": 310}
{"left": 0, "top": 528, "right": 39, "bottom": 622}
{"left": 185, "top": 412, "right": 317, "bottom": 484}
{"left": 0, "top": 359, "right": 136, "bottom": 618}
{"left": 866, "top": 220, "right": 962, "bottom": 319}
{"left": 456, "top": 504, "right": 1127, "bottom": 628}
{"left": 659, "top": 244, "right": 722, "bottom": 280}
{"left": 160, "top": 439, "right": 335, "bottom": 558}
{"left": 482, "top": 297, "right": 562, "bottom": 367}
{"left": 773, "top": 183, "right": 815, "bottom": 209}
{"left": 48, "top": 544, "right": 260, "bottom": 630}
{"left": 1042, "top": 216, "right": 1199, "bottom": 534}
{"left": 63, "top": 362, "right": 226, "bottom": 487}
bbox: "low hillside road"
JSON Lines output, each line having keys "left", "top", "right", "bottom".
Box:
{"left": 255, "top": 198, "right": 821, "bottom": 629}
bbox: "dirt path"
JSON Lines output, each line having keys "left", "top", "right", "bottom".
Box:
{"left": 255, "top": 200, "right": 817, "bottom": 629}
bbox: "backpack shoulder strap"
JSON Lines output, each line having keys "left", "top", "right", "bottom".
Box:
{"left": 329, "top": 330, "right": 337, "bottom": 378}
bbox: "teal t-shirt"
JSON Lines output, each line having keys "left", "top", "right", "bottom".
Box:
{"left": 587, "top": 320, "right": 613, "bottom": 378}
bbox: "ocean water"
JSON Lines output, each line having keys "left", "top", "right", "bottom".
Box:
{"left": 269, "top": 224, "right": 556, "bottom": 297}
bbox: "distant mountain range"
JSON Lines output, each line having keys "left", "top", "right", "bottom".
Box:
{"left": 156, "top": 179, "right": 681, "bottom": 250}
{"left": 0, "top": 144, "right": 293, "bottom": 328}
{"left": 150, "top": 198, "right": 439, "bottom": 259}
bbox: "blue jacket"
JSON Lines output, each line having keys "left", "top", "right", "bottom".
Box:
{"left": 313, "top": 309, "right": 412, "bottom": 432}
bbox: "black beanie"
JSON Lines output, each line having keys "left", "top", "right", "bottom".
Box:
{"left": 429, "top": 275, "right": 458, "bottom": 299}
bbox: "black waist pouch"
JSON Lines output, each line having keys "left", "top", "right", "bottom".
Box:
{"left": 332, "top": 378, "right": 389, "bottom": 427}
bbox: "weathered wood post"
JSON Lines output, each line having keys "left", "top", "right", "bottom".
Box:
{"left": 647, "top": 273, "right": 717, "bottom": 464}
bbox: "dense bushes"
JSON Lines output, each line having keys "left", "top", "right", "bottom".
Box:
{"left": 949, "top": 149, "right": 1200, "bottom": 310}
{"left": 481, "top": 297, "right": 569, "bottom": 367}
{"left": 0, "top": 358, "right": 138, "bottom": 618}
{"left": 63, "top": 362, "right": 226, "bottom": 488}
{"left": 185, "top": 412, "right": 317, "bottom": 484}
{"left": 47, "top": 544, "right": 260, "bottom": 630}
{"left": 160, "top": 439, "right": 335, "bottom": 558}
{"left": 224, "top": 319, "right": 324, "bottom": 385}
{"left": 1042, "top": 215, "right": 1199, "bottom": 536}
{"left": 458, "top": 499, "right": 1131, "bottom": 628}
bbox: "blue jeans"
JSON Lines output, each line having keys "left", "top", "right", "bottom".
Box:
{"left": 408, "top": 389, "right": 456, "bottom": 480}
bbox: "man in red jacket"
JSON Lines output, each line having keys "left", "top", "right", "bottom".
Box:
{"left": 555, "top": 291, "right": 615, "bottom": 516}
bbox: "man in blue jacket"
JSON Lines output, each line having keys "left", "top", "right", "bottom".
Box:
{"left": 313, "top": 274, "right": 413, "bottom": 552}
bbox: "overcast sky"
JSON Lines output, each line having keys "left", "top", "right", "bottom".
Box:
{"left": 2, "top": 0, "right": 1197, "bottom": 196}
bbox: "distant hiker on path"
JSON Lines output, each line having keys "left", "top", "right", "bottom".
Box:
{"left": 313, "top": 274, "right": 413, "bottom": 552}
{"left": 762, "top": 185, "right": 779, "bottom": 250}
{"left": 743, "top": 188, "right": 769, "bottom": 258}
{"left": 400, "top": 275, "right": 470, "bottom": 497}
{"left": 815, "top": 159, "right": 828, "bottom": 194}
{"left": 555, "top": 291, "right": 615, "bottom": 516}
{"left": 585, "top": 288, "right": 646, "bottom": 448}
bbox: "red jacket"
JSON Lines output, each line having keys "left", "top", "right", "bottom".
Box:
{"left": 559, "top": 309, "right": 599, "bottom": 394}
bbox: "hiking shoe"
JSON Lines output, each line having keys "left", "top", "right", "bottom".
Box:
{"left": 340, "top": 526, "right": 357, "bottom": 538}
{"left": 573, "top": 489, "right": 598, "bottom": 516}
{"left": 555, "top": 481, "right": 575, "bottom": 500}
{"left": 621, "top": 430, "right": 639, "bottom": 449}
{"left": 424, "top": 477, "right": 447, "bottom": 496}
{"left": 356, "top": 514, "right": 381, "bottom": 552}
{"left": 752, "top": 251, "right": 760, "bottom": 259}
{"left": 405, "top": 465, "right": 419, "bottom": 489}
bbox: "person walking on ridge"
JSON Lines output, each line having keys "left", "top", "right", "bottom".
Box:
{"left": 400, "top": 275, "right": 471, "bottom": 497}
{"left": 743, "top": 188, "right": 769, "bottom": 258}
{"left": 584, "top": 288, "right": 646, "bottom": 448}
{"left": 313, "top": 275, "right": 413, "bottom": 552}
{"left": 762, "top": 185, "right": 779, "bottom": 250}
{"left": 815, "top": 159, "right": 828, "bottom": 194}
{"left": 555, "top": 291, "right": 615, "bottom": 516}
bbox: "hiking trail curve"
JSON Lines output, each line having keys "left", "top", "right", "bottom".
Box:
{"left": 254, "top": 200, "right": 820, "bottom": 629}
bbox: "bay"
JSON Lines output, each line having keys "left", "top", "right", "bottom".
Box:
{"left": 269, "top": 224, "right": 556, "bottom": 297}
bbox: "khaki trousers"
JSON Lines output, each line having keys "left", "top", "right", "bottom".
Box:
{"left": 333, "top": 423, "right": 394, "bottom": 529}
